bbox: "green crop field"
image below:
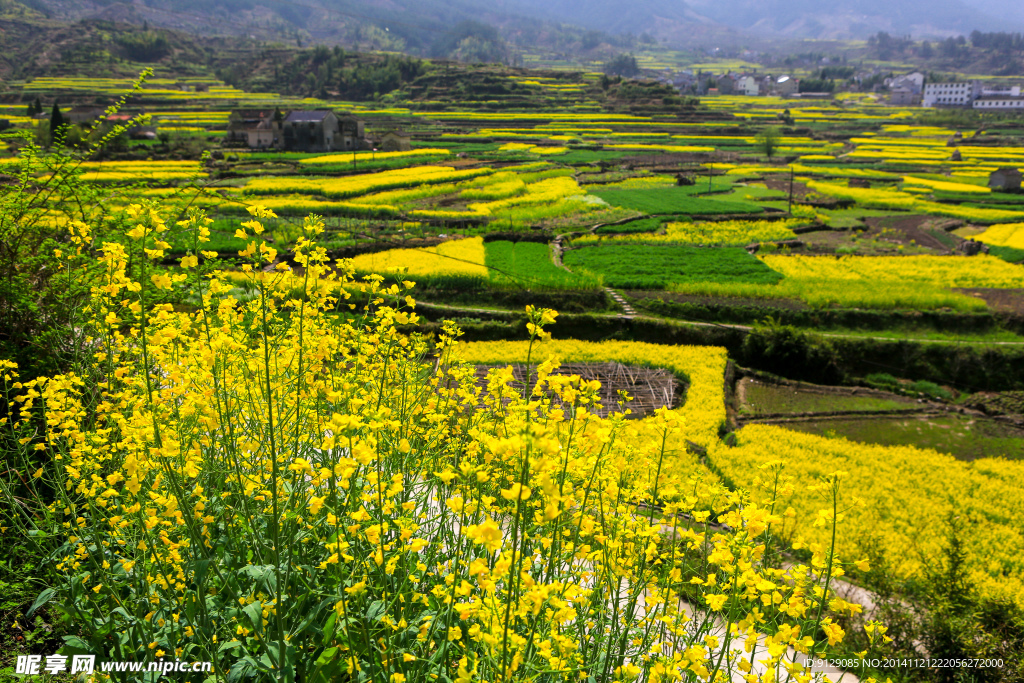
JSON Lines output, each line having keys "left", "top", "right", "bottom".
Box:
{"left": 594, "top": 217, "right": 667, "bottom": 235}
{"left": 485, "top": 240, "right": 601, "bottom": 290}
{"left": 562, "top": 244, "right": 783, "bottom": 289}
{"left": 592, "top": 187, "right": 763, "bottom": 215}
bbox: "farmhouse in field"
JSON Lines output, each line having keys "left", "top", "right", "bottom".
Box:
{"left": 774, "top": 75, "right": 799, "bottom": 96}
{"left": 282, "top": 110, "right": 340, "bottom": 152}
{"left": 226, "top": 109, "right": 367, "bottom": 151}
{"left": 337, "top": 114, "right": 366, "bottom": 151}
{"left": 226, "top": 109, "right": 278, "bottom": 146}
{"left": 988, "top": 167, "right": 1022, "bottom": 191}
{"left": 379, "top": 130, "right": 412, "bottom": 152}
{"left": 737, "top": 75, "right": 759, "bottom": 96}
{"left": 889, "top": 88, "right": 918, "bottom": 106}
{"left": 66, "top": 105, "right": 107, "bottom": 125}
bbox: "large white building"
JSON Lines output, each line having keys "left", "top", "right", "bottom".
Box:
{"left": 922, "top": 81, "right": 982, "bottom": 107}
{"left": 974, "top": 95, "right": 1024, "bottom": 110}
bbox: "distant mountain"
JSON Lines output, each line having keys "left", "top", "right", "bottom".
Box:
{"left": 681, "top": 0, "right": 1010, "bottom": 39}
{"left": 488, "top": 0, "right": 714, "bottom": 36}
{"left": 496, "top": 0, "right": 1013, "bottom": 39}
{"left": 8, "top": 0, "right": 1023, "bottom": 54}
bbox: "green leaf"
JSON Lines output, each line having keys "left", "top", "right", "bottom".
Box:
{"left": 366, "top": 600, "right": 386, "bottom": 622}
{"left": 290, "top": 599, "right": 327, "bottom": 640}
{"left": 61, "top": 635, "right": 92, "bottom": 654}
{"left": 226, "top": 655, "right": 259, "bottom": 683}
{"left": 194, "top": 558, "right": 212, "bottom": 586}
{"left": 218, "top": 639, "right": 243, "bottom": 653}
{"left": 26, "top": 587, "right": 55, "bottom": 616}
{"left": 314, "top": 646, "right": 338, "bottom": 667}
{"left": 243, "top": 600, "right": 263, "bottom": 632}
{"left": 321, "top": 611, "right": 337, "bottom": 646}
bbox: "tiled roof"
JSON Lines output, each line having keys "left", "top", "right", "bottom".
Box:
{"left": 285, "top": 110, "right": 333, "bottom": 122}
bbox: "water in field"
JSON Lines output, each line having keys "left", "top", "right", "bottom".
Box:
{"left": 784, "top": 415, "right": 1024, "bottom": 461}
{"left": 739, "top": 379, "right": 916, "bottom": 415}
{"left": 737, "top": 379, "right": 1024, "bottom": 460}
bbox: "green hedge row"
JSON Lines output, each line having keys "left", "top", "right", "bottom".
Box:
{"left": 628, "top": 293, "right": 1024, "bottom": 336}
{"left": 414, "top": 312, "right": 1024, "bottom": 391}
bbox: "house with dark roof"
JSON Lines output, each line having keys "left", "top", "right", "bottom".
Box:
{"left": 337, "top": 114, "right": 366, "bottom": 151}
{"left": 282, "top": 110, "right": 341, "bottom": 152}
{"left": 379, "top": 130, "right": 412, "bottom": 152}
{"left": 226, "top": 109, "right": 277, "bottom": 145}
{"left": 774, "top": 75, "right": 798, "bottom": 96}
{"left": 66, "top": 106, "right": 107, "bottom": 125}
{"left": 989, "top": 167, "right": 1022, "bottom": 191}
{"left": 225, "top": 109, "right": 366, "bottom": 151}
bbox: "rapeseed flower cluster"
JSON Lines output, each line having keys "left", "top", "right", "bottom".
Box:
{"left": 0, "top": 206, "right": 856, "bottom": 683}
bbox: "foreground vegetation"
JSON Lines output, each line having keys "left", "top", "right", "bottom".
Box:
{"left": 4, "top": 61, "right": 1024, "bottom": 683}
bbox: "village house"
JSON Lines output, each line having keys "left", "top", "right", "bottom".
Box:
{"left": 973, "top": 87, "right": 1024, "bottom": 110}
{"left": 774, "top": 75, "right": 799, "bottom": 96}
{"left": 100, "top": 112, "right": 157, "bottom": 139}
{"left": 714, "top": 74, "right": 736, "bottom": 95}
{"left": 226, "top": 109, "right": 276, "bottom": 145}
{"left": 923, "top": 81, "right": 982, "bottom": 107}
{"left": 225, "top": 109, "right": 367, "bottom": 152}
{"left": 337, "top": 114, "right": 367, "bottom": 151}
{"left": 989, "top": 167, "right": 1022, "bottom": 191}
{"left": 282, "top": 110, "right": 340, "bottom": 152}
{"left": 66, "top": 105, "right": 107, "bottom": 125}
{"left": 737, "top": 75, "right": 759, "bottom": 96}
{"left": 379, "top": 130, "right": 412, "bottom": 152}
{"left": 887, "top": 72, "right": 924, "bottom": 94}
{"left": 889, "top": 88, "right": 918, "bottom": 106}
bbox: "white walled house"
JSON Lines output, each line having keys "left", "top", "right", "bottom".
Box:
{"left": 973, "top": 95, "right": 1024, "bottom": 110}
{"left": 922, "top": 81, "right": 982, "bottom": 107}
{"left": 737, "top": 75, "right": 759, "bottom": 95}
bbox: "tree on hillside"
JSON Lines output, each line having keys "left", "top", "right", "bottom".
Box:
{"left": 604, "top": 54, "right": 639, "bottom": 78}
{"left": 49, "top": 102, "right": 65, "bottom": 134}
{"left": 431, "top": 21, "right": 507, "bottom": 63}
{"left": 757, "top": 126, "right": 781, "bottom": 159}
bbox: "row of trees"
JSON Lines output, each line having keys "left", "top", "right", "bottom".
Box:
{"left": 218, "top": 47, "right": 427, "bottom": 100}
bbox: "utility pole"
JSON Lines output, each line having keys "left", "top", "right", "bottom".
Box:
{"left": 707, "top": 163, "right": 713, "bottom": 195}
{"left": 788, "top": 166, "right": 794, "bottom": 214}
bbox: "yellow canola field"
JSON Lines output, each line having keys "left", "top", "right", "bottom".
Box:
{"left": 770, "top": 254, "right": 1024, "bottom": 290}
{"left": 668, "top": 254, "right": 1016, "bottom": 310}
{"left": 975, "top": 223, "right": 1024, "bottom": 250}
{"left": 902, "top": 175, "right": 990, "bottom": 194}
{"left": 298, "top": 149, "right": 451, "bottom": 164}
{"left": 457, "top": 340, "right": 729, "bottom": 486}
{"left": 805, "top": 179, "right": 1024, "bottom": 222}
{"left": 714, "top": 425, "right": 1024, "bottom": 608}
{"left": 575, "top": 219, "right": 803, "bottom": 246}
{"left": 604, "top": 143, "right": 715, "bottom": 153}
{"left": 244, "top": 166, "right": 492, "bottom": 200}
{"left": 762, "top": 253, "right": 1024, "bottom": 289}
{"left": 350, "top": 236, "right": 487, "bottom": 277}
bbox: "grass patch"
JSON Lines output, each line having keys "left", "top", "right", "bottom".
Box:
{"left": 563, "top": 244, "right": 782, "bottom": 290}
{"left": 591, "top": 187, "right": 762, "bottom": 215}
{"left": 741, "top": 380, "right": 915, "bottom": 415}
{"left": 594, "top": 217, "right": 667, "bottom": 235}
{"left": 783, "top": 415, "right": 1024, "bottom": 461}
{"left": 989, "top": 244, "right": 1024, "bottom": 264}
{"left": 485, "top": 240, "right": 600, "bottom": 290}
